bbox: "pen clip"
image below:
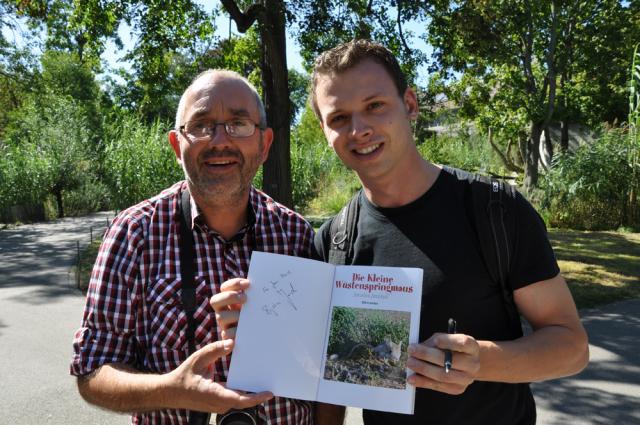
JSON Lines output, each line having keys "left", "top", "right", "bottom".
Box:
{"left": 447, "top": 318, "right": 457, "bottom": 334}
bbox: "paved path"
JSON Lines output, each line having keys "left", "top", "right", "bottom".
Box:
{"left": 1, "top": 214, "right": 638, "bottom": 424}
{"left": 0, "top": 212, "right": 129, "bottom": 425}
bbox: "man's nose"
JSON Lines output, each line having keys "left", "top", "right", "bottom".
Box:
{"left": 350, "top": 114, "right": 373, "bottom": 140}
{"left": 208, "top": 123, "right": 231, "bottom": 145}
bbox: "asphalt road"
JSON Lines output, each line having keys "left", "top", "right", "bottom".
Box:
{"left": 1, "top": 213, "right": 638, "bottom": 424}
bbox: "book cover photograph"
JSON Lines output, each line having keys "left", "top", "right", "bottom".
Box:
{"left": 323, "top": 307, "right": 410, "bottom": 390}
{"left": 227, "top": 251, "right": 423, "bottom": 414}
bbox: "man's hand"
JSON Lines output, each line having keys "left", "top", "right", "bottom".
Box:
{"left": 77, "top": 340, "right": 272, "bottom": 414}
{"left": 210, "top": 278, "right": 249, "bottom": 339}
{"left": 165, "top": 339, "right": 273, "bottom": 413}
{"left": 406, "top": 333, "right": 480, "bottom": 395}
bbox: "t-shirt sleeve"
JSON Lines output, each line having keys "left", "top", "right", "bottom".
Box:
{"left": 509, "top": 192, "right": 560, "bottom": 290}
{"left": 70, "top": 213, "right": 144, "bottom": 376}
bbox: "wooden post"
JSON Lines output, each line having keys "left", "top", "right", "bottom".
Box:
{"left": 76, "top": 241, "right": 81, "bottom": 289}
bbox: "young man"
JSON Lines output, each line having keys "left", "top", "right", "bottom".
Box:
{"left": 310, "top": 40, "right": 589, "bottom": 425}
{"left": 70, "top": 70, "right": 315, "bottom": 424}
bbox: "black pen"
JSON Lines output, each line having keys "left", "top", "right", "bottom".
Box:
{"left": 444, "top": 318, "right": 457, "bottom": 373}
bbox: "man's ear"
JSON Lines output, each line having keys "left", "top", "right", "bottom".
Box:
{"left": 260, "top": 128, "right": 274, "bottom": 164}
{"left": 403, "top": 88, "right": 419, "bottom": 120}
{"left": 168, "top": 130, "right": 182, "bottom": 162}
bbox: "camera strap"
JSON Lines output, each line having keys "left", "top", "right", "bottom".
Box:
{"left": 179, "top": 188, "right": 212, "bottom": 425}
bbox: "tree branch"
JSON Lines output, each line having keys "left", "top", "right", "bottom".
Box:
{"left": 396, "top": 0, "right": 411, "bottom": 54}
{"left": 220, "top": 0, "right": 264, "bottom": 33}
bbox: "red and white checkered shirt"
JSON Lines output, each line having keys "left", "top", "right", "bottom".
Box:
{"left": 71, "top": 181, "right": 315, "bottom": 424}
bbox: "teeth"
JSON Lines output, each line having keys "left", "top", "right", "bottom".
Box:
{"left": 355, "top": 144, "right": 380, "bottom": 155}
{"left": 207, "top": 160, "right": 232, "bottom": 165}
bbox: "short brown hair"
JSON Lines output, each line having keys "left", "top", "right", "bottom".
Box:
{"left": 310, "top": 39, "right": 408, "bottom": 119}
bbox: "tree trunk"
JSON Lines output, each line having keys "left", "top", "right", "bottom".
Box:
{"left": 543, "top": 126, "right": 553, "bottom": 168}
{"left": 55, "top": 188, "right": 64, "bottom": 218}
{"left": 560, "top": 119, "right": 570, "bottom": 152}
{"left": 524, "top": 122, "right": 543, "bottom": 191}
{"left": 221, "top": 0, "right": 293, "bottom": 207}
{"left": 258, "top": 0, "right": 292, "bottom": 207}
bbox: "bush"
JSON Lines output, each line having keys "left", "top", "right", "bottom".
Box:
{"left": 417, "top": 130, "right": 502, "bottom": 174}
{"left": 291, "top": 105, "right": 346, "bottom": 212}
{"left": 103, "top": 113, "right": 183, "bottom": 209}
{"left": 62, "top": 179, "right": 112, "bottom": 216}
{"left": 539, "top": 128, "right": 635, "bottom": 230}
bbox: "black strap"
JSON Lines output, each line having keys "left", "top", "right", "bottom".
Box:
{"left": 328, "top": 191, "right": 360, "bottom": 265}
{"left": 178, "top": 188, "right": 211, "bottom": 425}
{"left": 485, "top": 178, "right": 519, "bottom": 328}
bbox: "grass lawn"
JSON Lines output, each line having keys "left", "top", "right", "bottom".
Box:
{"left": 77, "top": 229, "right": 640, "bottom": 310}
{"left": 548, "top": 229, "right": 640, "bottom": 309}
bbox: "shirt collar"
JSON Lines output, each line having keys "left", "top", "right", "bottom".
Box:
{"left": 186, "top": 184, "right": 258, "bottom": 239}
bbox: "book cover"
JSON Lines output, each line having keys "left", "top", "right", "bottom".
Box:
{"left": 227, "top": 251, "right": 423, "bottom": 414}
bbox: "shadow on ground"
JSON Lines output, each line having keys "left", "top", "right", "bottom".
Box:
{"left": 532, "top": 300, "right": 640, "bottom": 424}
{"left": 0, "top": 213, "right": 112, "bottom": 303}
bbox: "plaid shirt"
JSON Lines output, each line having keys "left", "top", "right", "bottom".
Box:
{"left": 71, "top": 181, "right": 315, "bottom": 424}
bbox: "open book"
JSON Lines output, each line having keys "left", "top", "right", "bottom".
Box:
{"left": 227, "top": 251, "right": 423, "bottom": 414}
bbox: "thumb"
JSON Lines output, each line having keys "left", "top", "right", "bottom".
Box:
{"left": 195, "top": 339, "right": 234, "bottom": 365}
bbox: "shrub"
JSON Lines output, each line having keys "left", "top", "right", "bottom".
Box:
{"left": 539, "top": 128, "right": 634, "bottom": 230}
{"left": 103, "top": 113, "right": 183, "bottom": 209}
{"left": 291, "top": 105, "right": 346, "bottom": 212}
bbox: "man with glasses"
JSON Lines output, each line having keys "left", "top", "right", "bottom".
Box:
{"left": 70, "top": 70, "right": 315, "bottom": 424}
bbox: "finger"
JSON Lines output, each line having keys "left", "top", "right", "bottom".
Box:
{"left": 408, "top": 343, "right": 443, "bottom": 365}
{"left": 215, "top": 309, "right": 241, "bottom": 329}
{"left": 215, "top": 383, "right": 273, "bottom": 408}
{"left": 232, "top": 391, "right": 274, "bottom": 409}
{"left": 406, "top": 373, "right": 468, "bottom": 395}
{"left": 220, "top": 278, "right": 250, "bottom": 292}
{"left": 210, "top": 291, "right": 247, "bottom": 312}
{"left": 433, "top": 334, "right": 479, "bottom": 356}
{"left": 221, "top": 327, "right": 236, "bottom": 340}
{"left": 194, "top": 340, "right": 234, "bottom": 366}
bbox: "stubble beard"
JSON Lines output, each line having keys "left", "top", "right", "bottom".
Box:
{"left": 183, "top": 141, "right": 263, "bottom": 208}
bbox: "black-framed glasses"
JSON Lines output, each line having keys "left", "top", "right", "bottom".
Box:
{"left": 179, "top": 118, "right": 263, "bottom": 142}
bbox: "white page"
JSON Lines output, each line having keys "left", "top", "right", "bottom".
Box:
{"left": 227, "top": 251, "right": 336, "bottom": 401}
{"left": 317, "top": 265, "right": 423, "bottom": 414}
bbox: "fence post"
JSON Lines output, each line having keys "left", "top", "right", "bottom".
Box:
{"left": 76, "top": 241, "right": 81, "bottom": 289}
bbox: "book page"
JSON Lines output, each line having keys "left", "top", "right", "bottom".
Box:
{"left": 227, "top": 251, "right": 335, "bottom": 401}
{"left": 317, "top": 265, "right": 423, "bottom": 414}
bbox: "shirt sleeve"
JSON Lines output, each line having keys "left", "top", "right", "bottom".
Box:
{"left": 509, "top": 192, "right": 560, "bottom": 290}
{"left": 70, "top": 213, "right": 145, "bottom": 376}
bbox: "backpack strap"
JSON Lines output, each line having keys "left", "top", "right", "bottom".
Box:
{"left": 178, "top": 188, "right": 211, "bottom": 425}
{"left": 444, "top": 166, "right": 520, "bottom": 332}
{"left": 481, "top": 177, "right": 520, "bottom": 328}
{"left": 328, "top": 191, "right": 361, "bottom": 266}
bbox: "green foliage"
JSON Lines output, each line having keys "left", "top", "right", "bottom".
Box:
{"left": 417, "top": 131, "right": 501, "bottom": 175}
{"left": 327, "top": 307, "right": 409, "bottom": 356}
{"left": 0, "top": 142, "right": 51, "bottom": 209}
{"left": 327, "top": 307, "right": 360, "bottom": 355}
{"left": 290, "top": 105, "right": 346, "bottom": 211}
{"left": 539, "top": 128, "right": 635, "bottom": 230}
{"left": 103, "top": 113, "right": 183, "bottom": 209}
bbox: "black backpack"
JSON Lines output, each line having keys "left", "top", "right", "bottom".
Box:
{"left": 328, "top": 166, "right": 520, "bottom": 330}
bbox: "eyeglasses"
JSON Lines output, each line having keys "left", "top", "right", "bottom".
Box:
{"left": 179, "top": 118, "right": 263, "bottom": 142}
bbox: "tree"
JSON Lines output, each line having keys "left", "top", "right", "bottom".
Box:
{"left": 425, "top": 0, "right": 563, "bottom": 189}
{"left": 220, "top": 0, "right": 293, "bottom": 206}
{"left": 425, "top": 0, "right": 637, "bottom": 189}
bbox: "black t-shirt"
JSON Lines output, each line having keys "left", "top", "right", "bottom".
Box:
{"left": 313, "top": 168, "right": 559, "bottom": 425}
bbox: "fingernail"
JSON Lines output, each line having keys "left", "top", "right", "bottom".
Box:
{"left": 223, "top": 340, "right": 233, "bottom": 350}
